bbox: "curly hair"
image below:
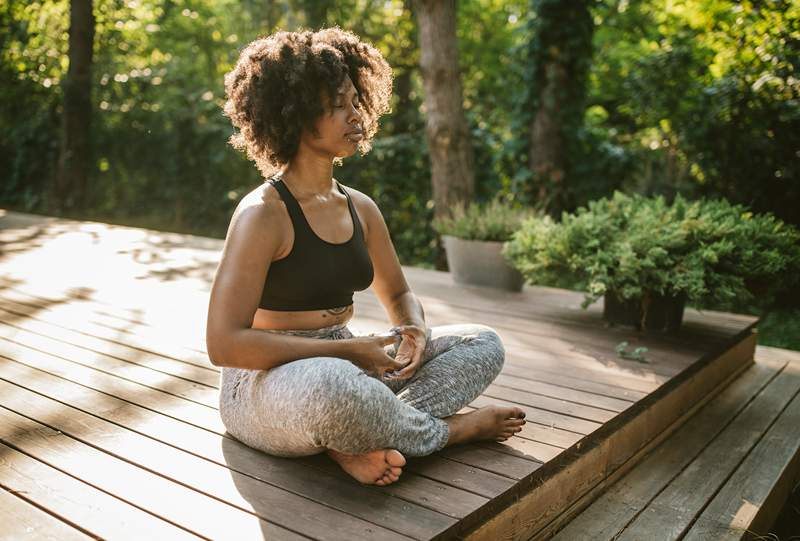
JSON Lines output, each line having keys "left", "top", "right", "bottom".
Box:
{"left": 222, "top": 26, "right": 393, "bottom": 179}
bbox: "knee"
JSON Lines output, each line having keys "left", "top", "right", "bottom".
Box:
{"left": 472, "top": 325, "right": 505, "bottom": 377}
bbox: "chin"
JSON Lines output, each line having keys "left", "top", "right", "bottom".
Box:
{"left": 338, "top": 147, "right": 358, "bottom": 158}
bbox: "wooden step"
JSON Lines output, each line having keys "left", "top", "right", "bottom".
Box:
{"left": 550, "top": 345, "right": 800, "bottom": 540}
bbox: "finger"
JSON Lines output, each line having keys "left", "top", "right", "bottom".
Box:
{"left": 394, "top": 325, "right": 421, "bottom": 338}
{"left": 393, "top": 357, "right": 412, "bottom": 369}
{"left": 394, "top": 362, "right": 419, "bottom": 377}
{"left": 412, "top": 340, "right": 424, "bottom": 364}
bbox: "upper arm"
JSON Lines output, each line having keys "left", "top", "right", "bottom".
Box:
{"left": 352, "top": 191, "right": 411, "bottom": 308}
{"left": 206, "top": 198, "right": 283, "bottom": 365}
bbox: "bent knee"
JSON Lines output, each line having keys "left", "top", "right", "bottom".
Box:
{"left": 472, "top": 325, "right": 505, "bottom": 375}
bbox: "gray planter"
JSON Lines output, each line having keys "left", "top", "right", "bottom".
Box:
{"left": 442, "top": 235, "right": 524, "bottom": 292}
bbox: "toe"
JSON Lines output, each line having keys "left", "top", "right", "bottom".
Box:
{"left": 385, "top": 449, "right": 407, "bottom": 467}
{"left": 389, "top": 466, "right": 403, "bottom": 476}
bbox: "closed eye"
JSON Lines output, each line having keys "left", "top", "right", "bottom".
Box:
{"left": 336, "top": 100, "right": 361, "bottom": 109}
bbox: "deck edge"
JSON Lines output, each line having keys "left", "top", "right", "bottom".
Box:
{"left": 454, "top": 327, "right": 758, "bottom": 541}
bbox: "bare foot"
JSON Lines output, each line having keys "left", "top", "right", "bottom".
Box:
{"left": 326, "top": 448, "right": 407, "bottom": 486}
{"left": 445, "top": 405, "right": 527, "bottom": 445}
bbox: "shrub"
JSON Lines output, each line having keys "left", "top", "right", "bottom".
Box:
{"left": 432, "top": 196, "right": 538, "bottom": 242}
{"left": 503, "top": 192, "right": 800, "bottom": 312}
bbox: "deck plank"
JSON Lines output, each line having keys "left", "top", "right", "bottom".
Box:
{"left": 682, "top": 357, "right": 800, "bottom": 540}
{"left": 0, "top": 378, "right": 432, "bottom": 540}
{"left": 0, "top": 336, "right": 533, "bottom": 498}
{"left": 0, "top": 442, "right": 203, "bottom": 540}
{"left": 0, "top": 405, "right": 315, "bottom": 540}
{"left": 0, "top": 487, "right": 95, "bottom": 541}
{"left": 0, "top": 355, "right": 486, "bottom": 523}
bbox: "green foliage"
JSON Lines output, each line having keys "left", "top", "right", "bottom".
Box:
{"left": 337, "top": 131, "right": 435, "bottom": 266}
{"left": 758, "top": 309, "right": 800, "bottom": 351}
{"left": 587, "top": 0, "right": 800, "bottom": 224}
{"left": 503, "top": 192, "right": 800, "bottom": 312}
{"left": 615, "top": 341, "right": 649, "bottom": 363}
{"left": 432, "top": 196, "right": 538, "bottom": 242}
{"left": 0, "top": 0, "right": 798, "bottom": 285}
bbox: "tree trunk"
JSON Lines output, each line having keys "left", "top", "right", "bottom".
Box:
{"left": 54, "top": 0, "right": 94, "bottom": 214}
{"left": 530, "top": 59, "right": 567, "bottom": 204}
{"left": 413, "top": 0, "right": 475, "bottom": 270}
{"left": 527, "top": 0, "right": 593, "bottom": 215}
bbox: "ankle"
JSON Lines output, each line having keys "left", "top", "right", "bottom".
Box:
{"left": 443, "top": 413, "right": 472, "bottom": 446}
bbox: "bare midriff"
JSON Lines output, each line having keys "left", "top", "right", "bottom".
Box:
{"left": 251, "top": 304, "right": 355, "bottom": 331}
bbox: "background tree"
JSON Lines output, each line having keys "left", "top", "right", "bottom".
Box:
{"left": 53, "top": 0, "right": 95, "bottom": 214}
{"left": 521, "top": 0, "right": 594, "bottom": 215}
{"left": 412, "top": 0, "right": 476, "bottom": 269}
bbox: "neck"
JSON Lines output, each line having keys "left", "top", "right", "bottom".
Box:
{"left": 278, "top": 151, "right": 335, "bottom": 199}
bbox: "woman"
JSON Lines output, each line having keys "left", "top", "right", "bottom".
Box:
{"left": 206, "top": 27, "right": 526, "bottom": 487}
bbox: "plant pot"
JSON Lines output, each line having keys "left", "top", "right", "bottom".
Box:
{"left": 442, "top": 235, "right": 524, "bottom": 292}
{"left": 603, "top": 291, "right": 686, "bottom": 332}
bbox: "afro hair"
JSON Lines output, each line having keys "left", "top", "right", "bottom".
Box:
{"left": 222, "top": 26, "right": 393, "bottom": 179}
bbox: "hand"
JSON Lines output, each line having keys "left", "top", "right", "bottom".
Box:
{"left": 346, "top": 333, "right": 409, "bottom": 379}
{"left": 386, "top": 324, "right": 429, "bottom": 380}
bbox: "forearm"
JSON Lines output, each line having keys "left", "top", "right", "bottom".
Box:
{"left": 211, "top": 328, "right": 359, "bottom": 370}
{"left": 385, "top": 291, "right": 426, "bottom": 330}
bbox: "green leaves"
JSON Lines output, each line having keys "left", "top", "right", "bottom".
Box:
{"left": 504, "top": 192, "right": 800, "bottom": 312}
{"left": 432, "top": 197, "right": 538, "bottom": 242}
{"left": 615, "top": 341, "right": 649, "bottom": 363}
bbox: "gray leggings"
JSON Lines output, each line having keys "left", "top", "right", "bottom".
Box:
{"left": 218, "top": 322, "right": 505, "bottom": 457}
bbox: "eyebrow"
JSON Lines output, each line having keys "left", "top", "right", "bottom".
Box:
{"left": 337, "top": 89, "right": 359, "bottom": 98}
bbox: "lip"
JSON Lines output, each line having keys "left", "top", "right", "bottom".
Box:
{"left": 345, "top": 131, "right": 364, "bottom": 141}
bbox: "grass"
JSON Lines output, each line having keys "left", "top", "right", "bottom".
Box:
{"left": 757, "top": 308, "right": 800, "bottom": 352}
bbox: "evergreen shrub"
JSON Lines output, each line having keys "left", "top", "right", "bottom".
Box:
{"left": 503, "top": 192, "right": 800, "bottom": 313}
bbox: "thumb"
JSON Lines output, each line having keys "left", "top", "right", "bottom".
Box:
{"left": 373, "top": 330, "right": 401, "bottom": 346}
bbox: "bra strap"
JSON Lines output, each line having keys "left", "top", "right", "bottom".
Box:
{"left": 269, "top": 177, "right": 309, "bottom": 235}
{"left": 335, "top": 181, "right": 364, "bottom": 239}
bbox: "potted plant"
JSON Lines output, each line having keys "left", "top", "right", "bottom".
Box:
{"left": 502, "top": 192, "right": 800, "bottom": 331}
{"left": 432, "top": 196, "right": 537, "bottom": 291}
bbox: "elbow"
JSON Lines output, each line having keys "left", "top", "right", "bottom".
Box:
{"left": 206, "top": 328, "right": 234, "bottom": 368}
{"left": 206, "top": 342, "right": 225, "bottom": 367}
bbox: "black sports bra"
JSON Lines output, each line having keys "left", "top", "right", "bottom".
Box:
{"left": 258, "top": 177, "right": 374, "bottom": 311}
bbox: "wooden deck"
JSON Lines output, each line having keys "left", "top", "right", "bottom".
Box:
{"left": 0, "top": 210, "right": 761, "bottom": 540}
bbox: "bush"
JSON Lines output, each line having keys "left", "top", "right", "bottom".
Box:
{"left": 503, "top": 192, "right": 800, "bottom": 312}
{"left": 432, "top": 196, "right": 538, "bottom": 242}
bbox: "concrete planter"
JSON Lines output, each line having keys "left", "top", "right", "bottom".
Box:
{"left": 442, "top": 235, "right": 524, "bottom": 292}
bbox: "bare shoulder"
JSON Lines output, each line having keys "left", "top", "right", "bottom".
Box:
{"left": 230, "top": 182, "right": 291, "bottom": 257}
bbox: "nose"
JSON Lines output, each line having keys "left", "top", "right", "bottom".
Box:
{"left": 348, "top": 103, "right": 362, "bottom": 126}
